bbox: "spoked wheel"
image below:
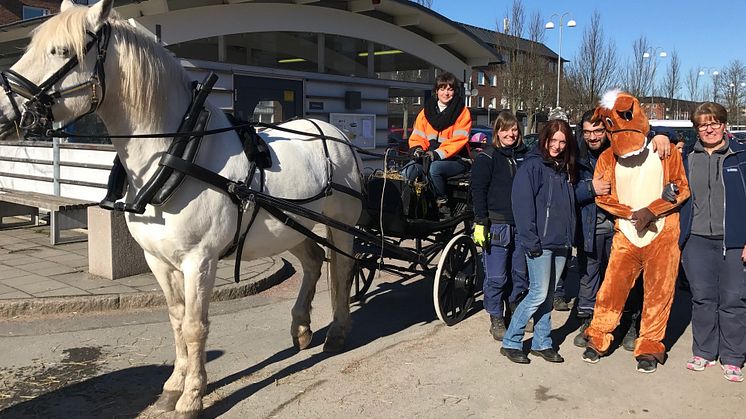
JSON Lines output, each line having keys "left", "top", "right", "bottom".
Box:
{"left": 350, "top": 255, "right": 376, "bottom": 303}
{"left": 433, "top": 234, "right": 478, "bottom": 325}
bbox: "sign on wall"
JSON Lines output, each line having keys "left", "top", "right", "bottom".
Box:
{"left": 329, "top": 113, "right": 376, "bottom": 149}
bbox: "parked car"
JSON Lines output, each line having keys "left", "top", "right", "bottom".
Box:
{"left": 649, "top": 119, "right": 698, "bottom": 151}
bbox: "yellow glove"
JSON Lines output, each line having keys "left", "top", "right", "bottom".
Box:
{"left": 473, "top": 224, "right": 487, "bottom": 247}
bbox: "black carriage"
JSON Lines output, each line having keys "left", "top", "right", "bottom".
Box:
{"left": 351, "top": 155, "right": 481, "bottom": 326}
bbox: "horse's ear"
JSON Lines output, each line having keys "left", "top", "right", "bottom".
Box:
{"left": 60, "top": 0, "right": 76, "bottom": 13}
{"left": 86, "top": 0, "right": 114, "bottom": 30}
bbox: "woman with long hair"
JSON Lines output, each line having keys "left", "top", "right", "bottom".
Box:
{"left": 500, "top": 119, "right": 577, "bottom": 364}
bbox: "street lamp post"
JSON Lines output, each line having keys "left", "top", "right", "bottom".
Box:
{"left": 729, "top": 81, "right": 746, "bottom": 126}
{"left": 642, "top": 48, "right": 667, "bottom": 118}
{"left": 545, "top": 13, "right": 576, "bottom": 110}
{"left": 698, "top": 68, "right": 720, "bottom": 102}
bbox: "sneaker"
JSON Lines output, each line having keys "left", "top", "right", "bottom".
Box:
{"left": 686, "top": 356, "right": 716, "bottom": 372}
{"left": 553, "top": 297, "right": 570, "bottom": 311}
{"left": 490, "top": 316, "right": 506, "bottom": 341}
{"left": 573, "top": 318, "right": 591, "bottom": 348}
{"left": 721, "top": 364, "right": 744, "bottom": 382}
{"left": 636, "top": 358, "right": 657, "bottom": 373}
{"left": 622, "top": 322, "right": 638, "bottom": 352}
{"left": 582, "top": 347, "right": 600, "bottom": 364}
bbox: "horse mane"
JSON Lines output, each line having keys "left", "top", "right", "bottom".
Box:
{"left": 29, "top": 5, "right": 192, "bottom": 123}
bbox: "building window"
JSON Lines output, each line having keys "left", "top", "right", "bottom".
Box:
{"left": 22, "top": 6, "right": 50, "bottom": 20}
{"left": 477, "top": 71, "right": 485, "bottom": 86}
{"left": 490, "top": 97, "right": 497, "bottom": 109}
{"left": 466, "top": 96, "right": 472, "bottom": 107}
{"left": 478, "top": 96, "right": 485, "bottom": 108}
{"left": 491, "top": 74, "right": 498, "bottom": 87}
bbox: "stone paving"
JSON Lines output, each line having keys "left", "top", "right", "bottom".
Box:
{"left": 0, "top": 223, "right": 290, "bottom": 318}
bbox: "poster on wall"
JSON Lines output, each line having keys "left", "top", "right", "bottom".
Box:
{"left": 329, "top": 113, "right": 376, "bottom": 149}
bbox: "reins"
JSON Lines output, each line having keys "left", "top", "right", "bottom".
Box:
{"left": 38, "top": 121, "right": 408, "bottom": 160}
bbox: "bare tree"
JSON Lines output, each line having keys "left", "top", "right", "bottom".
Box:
{"left": 412, "top": 0, "right": 434, "bottom": 8}
{"left": 564, "top": 10, "right": 618, "bottom": 113}
{"left": 520, "top": 11, "right": 554, "bottom": 132}
{"left": 506, "top": 0, "right": 525, "bottom": 37}
{"left": 619, "top": 36, "right": 653, "bottom": 98}
{"left": 685, "top": 67, "right": 700, "bottom": 101}
{"left": 661, "top": 50, "right": 681, "bottom": 117}
{"left": 493, "top": 1, "right": 554, "bottom": 132}
{"left": 718, "top": 60, "right": 746, "bottom": 123}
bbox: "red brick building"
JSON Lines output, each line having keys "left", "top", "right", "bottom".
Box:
{"left": 0, "top": 0, "right": 60, "bottom": 24}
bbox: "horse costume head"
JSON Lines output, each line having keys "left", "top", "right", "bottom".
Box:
{"left": 594, "top": 90, "right": 650, "bottom": 158}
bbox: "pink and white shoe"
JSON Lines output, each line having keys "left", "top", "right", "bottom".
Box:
{"left": 686, "top": 356, "right": 716, "bottom": 372}
{"left": 721, "top": 364, "right": 744, "bottom": 383}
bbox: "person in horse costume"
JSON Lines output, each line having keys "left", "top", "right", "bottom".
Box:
{"left": 582, "top": 90, "right": 690, "bottom": 373}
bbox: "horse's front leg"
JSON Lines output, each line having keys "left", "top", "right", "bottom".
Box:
{"left": 323, "top": 228, "right": 356, "bottom": 353}
{"left": 144, "top": 252, "right": 188, "bottom": 413}
{"left": 173, "top": 255, "right": 217, "bottom": 418}
{"left": 289, "top": 239, "right": 325, "bottom": 350}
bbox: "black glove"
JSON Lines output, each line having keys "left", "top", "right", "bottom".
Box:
{"left": 426, "top": 150, "right": 441, "bottom": 161}
{"left": 661, "top": 182, "right": 679, "bottom": 203}
{"left": 526, "top": 248, "right": 543, "bottom": 258}
{"left": 411, "top": 147, "right": 425, "bottom": 160}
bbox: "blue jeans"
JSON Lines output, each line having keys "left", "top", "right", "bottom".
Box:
{"left": 482, "top": 224, "right": 528, "bottom": 318}
{"left": 402, "top": 159, "right": 467, "bottom": 199}
{"left": 502, "top": 248, "right": 568, "bottom": 351}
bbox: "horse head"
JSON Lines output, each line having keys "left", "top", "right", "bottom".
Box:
{"left": 593, "top": 89, "right": 651, "bottom": 158}
{"left": 0, "top": 0, "right": 114, "bottom": 139}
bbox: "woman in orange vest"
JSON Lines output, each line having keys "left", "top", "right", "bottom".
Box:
{"left": 404, "top": 72, "right": 472, "bottom": 206}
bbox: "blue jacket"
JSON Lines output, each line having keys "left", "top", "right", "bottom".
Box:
{"left": 512, "top": 148, "right": 576, "bottom": 253}
{"left": 679, "top": 137, "right": 746, "bottom": 249}
{"left": 574, "top": 139, "right": 609, "bottom": 253}
{"left": 471, "top": 143, "right": 528, "bottom": 225}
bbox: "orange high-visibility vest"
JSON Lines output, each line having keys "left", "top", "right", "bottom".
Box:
{"left": 408, "top": 106, "right": 472, "bottom": 159}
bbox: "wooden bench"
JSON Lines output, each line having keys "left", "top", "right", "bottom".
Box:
{"left": 0, "top": 189, "right": 97, "bottom": 245}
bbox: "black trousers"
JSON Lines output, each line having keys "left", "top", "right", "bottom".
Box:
{"left": 682, "top": 234, "right": 746, "bottom": 366}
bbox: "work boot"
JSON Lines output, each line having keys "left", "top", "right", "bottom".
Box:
{"left": 622, "top": 322, "right": 638, "bottom": 352}
{"left": 490, "top": 315, "right": 506, "bottom": 341}
{"left": 573, "top": 317, "right": 592, "bottom": 348}
{"left": 553, "top": 297, "right": 570, "bottom": 311}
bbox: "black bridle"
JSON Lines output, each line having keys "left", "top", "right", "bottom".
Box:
{"left": 0, "top": 23, "right": 111, "bottom": 137}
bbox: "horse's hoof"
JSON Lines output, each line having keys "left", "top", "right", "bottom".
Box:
{"left": 173, "top": 411, "right": 200, "bottom": 419}
{"left": 293, "top": 329, "right": 313, "bottom": 350}
{"left": 323, "top": 335, "right": 345, "bottom": 353}
{"left": 152, "top": 390, "right": 182, "bottom": 413}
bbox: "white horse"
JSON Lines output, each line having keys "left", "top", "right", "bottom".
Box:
{"left": 0, "top": 1, "right": 362, "bottom": 417}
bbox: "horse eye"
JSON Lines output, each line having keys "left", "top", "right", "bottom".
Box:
{"left": 49, "top": 46, "right": 70, "bottom": 57}
{"left": 605, "top": 117, "right": 614, "bottom": 127}
{"left": 617, "top": 109, "right": 633, "bottom": 121}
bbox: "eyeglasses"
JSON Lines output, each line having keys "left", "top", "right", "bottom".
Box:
{"left": 582, "top": 128, "right": 606, "bottom": 137}
{"left": 697, "top": 122, "right": 723, "bottom": 132}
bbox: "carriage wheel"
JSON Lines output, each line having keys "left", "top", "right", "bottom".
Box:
{"left": 433, "top": 234, "right": 478, "bottom": 326}
{"left": 350, "top": 256, "right": 376, "bottom": 303}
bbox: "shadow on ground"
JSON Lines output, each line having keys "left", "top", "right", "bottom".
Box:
{"left": 203, "top": 273, "right": 484, "bottom": 417}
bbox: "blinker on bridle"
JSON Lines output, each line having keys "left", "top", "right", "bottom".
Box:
{"left": 0, "top": 22, "right": 111, "bottom": 138}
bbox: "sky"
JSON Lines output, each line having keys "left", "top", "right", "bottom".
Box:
{"left": 431, "top": 0, "right": 746, "bottom": 97}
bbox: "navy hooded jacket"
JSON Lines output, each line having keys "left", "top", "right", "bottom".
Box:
{"left": 512, "top": 147, "right": 576, "bottom": 254}
{"left": 471, "top": 143, "right": 528, "bottom": 225}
